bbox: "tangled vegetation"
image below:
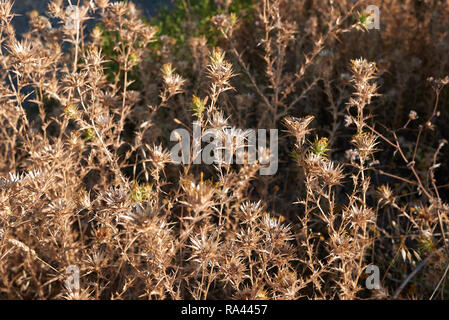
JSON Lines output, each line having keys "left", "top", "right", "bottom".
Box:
{"left": 0, "top": 0, "right": 448, "bottom": 300}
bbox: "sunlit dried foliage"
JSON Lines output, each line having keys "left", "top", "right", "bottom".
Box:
{"left": 0, "top": 0, "right": 448, "bottom": 300}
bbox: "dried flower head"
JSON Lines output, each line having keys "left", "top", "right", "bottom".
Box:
{"left": 161, "top": 63, "right": 185, "bottom": 96}
{"left": 180, "top": 176, "right": 216, "bottom": 213}
{"left": 351, "top": 132, "right": 378, "bottom": 161}
{"left": 283, "top": 115, "right": 314, "bottom": 147}
{"left": 188, "top": 227, "right": 220, "bottom": 268}
{"left": 0, "top": 0, "right": 14, "bottom": 25}
{"left": 207, "top": 47, "right": 235, "bottom": 92}
{"left": 377, "top": 184, "right": 395, "bottom": 206}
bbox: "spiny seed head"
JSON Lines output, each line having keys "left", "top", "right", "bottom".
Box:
{"left": 350, "top": 58, "right": 378, "bottom": 86}
{"left": 210, "top": 47, "right": 226, "bottom": 66}
{"left": 0, "top": 0, "right": 14, "bottom": 24}
{"left": 91, "top": 25, "right": 103, "bottom": 42}
{"left": 283, "top": 115, "right": 314, "bottom": 147}
{"left": 161, "top": 63, "right": 185, "bottom": 96}
{"left": 220, "top": 255, "right": 247, "bottom": 287}
{"left": 321, "top": 161, "right": 345, "bottom": 186}
{"left": 180, "top": 175, "right": 216, "bottom": 212}
{"left": 95, "top": 0, "right": 109, "bottom": 10}
{"left": 377, "top": 184, "right": 395, "bottom": 206}
{"left": 188, "top": 228, "right": 220, "bottom": 267}
{"left": 207, "top": 47, "right": 235, "bottom": 88}
{"left": 345, "top": 204, "right": 375, "bottom": 226}
{"left": 110, "top": 2, "right": 128, "bottom": 16}
{"left": 149, "top": 144, "right": 172, "bottom": 170}
{"left": 8, "top": 39, "right": 34, "bottom": 61}
{"left": 210, "top": 111, "right": 229, "bottom": 130}
{"left": 351, "top": 132, "right": 378, "bottom": 160}
{"left": 240, "top": 200, "right": 264, "bottom": 223}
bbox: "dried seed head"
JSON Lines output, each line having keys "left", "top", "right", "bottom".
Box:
{"left": 211, "top": 13, "right": 237, "bottom": 37}
{"left": 351, "top": 58, "right": 378, "bottom": 81}
{"left": 345, "top": 204, "right": 375, "bottom": 227}
{"left": 120, "top": 203, "right": 155, "bottom": 226}
{"left": 239, "top": 200, "right": 264, "bottom": 223}
{"left": 84, "top": 47, "right": 106, "bottom": 68}
{"left": 209, "top": 111, "right": 229, "bottom": 130}
{"left": 261, "top": 213, "right": 293, "bottom": 244}
{"left": 110, "top": 2, "right": 127, "bottom": 16}
{"left": 161, "top": 63, "right": 185, "bottom": 96}
{"left": 428, "top": 76, "right": 449, "bottom": 91}
{"left": 377, "top": 184, "right": 395, "bottom": 206}
{"left": 8, "top": 39, "right": 34, "bottom": 62}
{"left": 94, "top": 0, "right": 109, "bottom": 10}
{"left": 180, "top": 176, "right": 215, "bottom": 213}
{"left": 91, "top": 25, "right": 102, "bottom": 43}
{"left": 63, "top": 286, "right": 92, "bottom": 300}
{"left": 29, "top": 12, "right": 52, "bottom": 31}
{"left": 149, "top": 144, "right": 172, "bottom": 171}
{"left": 207, "top": 47, "right": 235, "bottom": 90}
{"left": 283, "top": 115, "right": 314, "bottom": 147}
{"left": 0, "top": 0, "right": 14, "bottom": 25}
{"left": 188, "top": 228, "right": 220, "bottom": 268}
{"left": 351, "top": 132, "right": 378, "bottom": 160}
{"left": 321, "top": 161, "right": 345, "bottom": 186}
{"left": 219, "top": 255, "right": 247, "bottom": 287}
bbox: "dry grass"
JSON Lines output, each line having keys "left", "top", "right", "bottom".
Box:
{"left": 0, "top": 0, "right": 448, "bottom": 299}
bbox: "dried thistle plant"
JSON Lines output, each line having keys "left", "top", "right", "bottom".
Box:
{"left": 0, "top": 0, "right": 448, "bottom": 301}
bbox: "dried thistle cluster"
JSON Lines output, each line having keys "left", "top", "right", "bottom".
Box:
{"left": 0, "top": 0, "right": 448, "bottom": 300}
